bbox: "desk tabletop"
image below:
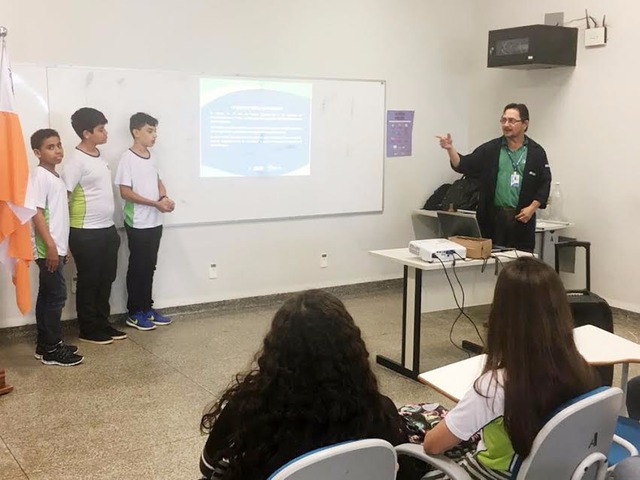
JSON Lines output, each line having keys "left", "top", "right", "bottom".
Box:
{"left": 418, "top": 325, "right": 640, "bottom": 402}
{"left": 418, "top": 355, "right": 485, "bottom": 403}
{"left": 574, "top": 325, "right": 640, "bottom": 365}
{"left": 369, "top": 248, "right": 528, "bottom": 271}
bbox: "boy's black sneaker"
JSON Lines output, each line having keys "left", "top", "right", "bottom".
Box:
{"left": 34, "top": 342, "right": 79, "bottom": 360}
{"left": 104, "top": 325, "right": 127, "bottom": 340}
{"left": 41, "top": 344, "right": 84, "bottom": 367}
{"left": 79, "top": 331, "right": 114, "bottom": 345}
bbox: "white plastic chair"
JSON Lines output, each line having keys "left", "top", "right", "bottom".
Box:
{"left": 267, "top": 438, "right": 397, "bottom": 480}
{"left": 397, "top": 387, "right": 630, "bottom": 480}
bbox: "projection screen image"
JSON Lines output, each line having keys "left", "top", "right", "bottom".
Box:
{"left": 200, "top": 78, "right": 312, "bottom": 177}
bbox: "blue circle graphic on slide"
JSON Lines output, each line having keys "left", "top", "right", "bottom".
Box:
{"left": 201, "top": 89, "right": 311, "bottom": 176}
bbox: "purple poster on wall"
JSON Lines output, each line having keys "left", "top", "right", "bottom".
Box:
{"left": 386, "top": 110, "right": 414, "bottom": 157}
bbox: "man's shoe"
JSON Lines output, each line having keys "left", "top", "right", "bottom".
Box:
{"left": 35, "top": 342, "right": 79, "bottom": 360}
{"left": 41, "top": 344, "right": 84, "bottom": 366}
{"left": 104, "top": 325, "right": 127, "bottom": 340}
{"left": 147, "top": 308, "right": 172, "bottom": 326}
{"left": 79, "top": 331, "right": 114, "bottom": 345}
{"left": 126, "top": 312, "right": 156, "bottom": 331}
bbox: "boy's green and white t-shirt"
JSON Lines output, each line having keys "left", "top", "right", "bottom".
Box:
{"left": 61, "top": 148, "right": 115, "bottom": 229}
{"left": 114, "top": 149, "right": 162, "bottom": 229}
{"left": 32, "top": 166, "right": 70, "bottom": 259}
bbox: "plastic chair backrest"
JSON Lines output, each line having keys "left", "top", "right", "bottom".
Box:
{"left": 515, "top": 387, "right": 622, "bottom": 480}
{"left": 609, "top": 415, "right": 640, "bottom": 464}
{"left": 267, "top": 438, "right": 397, "bottom": 480}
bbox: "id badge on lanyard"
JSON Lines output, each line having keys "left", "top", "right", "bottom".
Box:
{"left": 510, "top": 172, "right": 521, "bottom": 188}
{"left": 508, "top": 148, "right": 526, "bottom": 188}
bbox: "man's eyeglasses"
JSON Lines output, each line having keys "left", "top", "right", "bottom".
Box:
{"left": 499, "top": 117, "right": 523, "bottom": 126}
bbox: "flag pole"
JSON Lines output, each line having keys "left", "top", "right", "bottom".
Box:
{"left": 0, "top": 25, "right": 15, "bottom": 396}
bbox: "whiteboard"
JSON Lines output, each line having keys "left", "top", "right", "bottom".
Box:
{"left": 14, "top": 65, "right": 385, "bottom": 226}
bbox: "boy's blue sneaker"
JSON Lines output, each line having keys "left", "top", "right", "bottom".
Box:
{"left": 126, "top": 311, "right": 157, "bottom": 331}
{"left": 147, "top": 308, "right": 172, "bottom": 326}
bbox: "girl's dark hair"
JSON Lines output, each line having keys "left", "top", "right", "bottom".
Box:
{"left": 477, "top": 257, "right": 598, "bottom": 458}
{"left": 200, "top": 290, "right": 399, "bottom": 479}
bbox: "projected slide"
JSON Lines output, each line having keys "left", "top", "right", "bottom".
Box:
{"left": 200, "top": 78, "right": 312, "bottom": 177}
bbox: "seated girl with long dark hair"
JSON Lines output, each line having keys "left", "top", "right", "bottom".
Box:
{"left": 422, "top": 257, "right": 599, "bottom": 479}
{"left": 199, "top": 289, "right": 424, "bottom": 479}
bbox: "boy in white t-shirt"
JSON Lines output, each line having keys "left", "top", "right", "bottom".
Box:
{"left": 114, "top": 112, "right": 175, "bottom": 330}
{"left": 30, "top": 129, "right": 83, "bottom": 366}
{"left": 62, "top": 108, "right": 125, "bottom": 345}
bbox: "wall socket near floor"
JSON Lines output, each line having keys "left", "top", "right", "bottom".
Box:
{"left": 71, "top": 275, "right": 77, "bottom": 294}
{"left": 320, "top": 253, "right": 328, "bottom": 268}
{"left": 208, "top": 263, "right": 218, "bottom": 279}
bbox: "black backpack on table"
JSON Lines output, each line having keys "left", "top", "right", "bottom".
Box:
{"left": 423, "top": 176, "right": 480, "bottom": 211}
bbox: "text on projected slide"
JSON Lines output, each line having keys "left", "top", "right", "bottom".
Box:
{"left": 200, "top": 78, "right": 312, "bottom": 177}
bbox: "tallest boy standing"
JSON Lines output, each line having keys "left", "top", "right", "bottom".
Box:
{"left": 62, "top": 107, "right": 126, "bottom": 344}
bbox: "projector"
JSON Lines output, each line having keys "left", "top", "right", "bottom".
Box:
{"left": 408, "top": 239, "right": 467, "bottom": 263}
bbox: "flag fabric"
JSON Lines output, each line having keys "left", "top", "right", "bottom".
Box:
{"left": 0, "top": 36, "right": 36, "bottom": 315}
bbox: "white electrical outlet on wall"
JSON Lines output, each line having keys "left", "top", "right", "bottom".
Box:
{"left": 320, "top": 253, "right": 328, "bottom": 268}
{"left": 209, "top": 263, "right": 218, "bottom": 279}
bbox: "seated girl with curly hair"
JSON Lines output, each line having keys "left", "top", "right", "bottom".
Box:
{"left": 199, "top": 289, "right": 426, "bottom": 479}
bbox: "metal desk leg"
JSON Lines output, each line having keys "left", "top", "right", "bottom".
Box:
{"left": 539, "top": 230, "right": 546, "bottom": 261}
{"left": 376, "top": 265, "right": 422, "bottom": 380}
{"left": 621, "top": 363, "right": 630, "bottom": 416}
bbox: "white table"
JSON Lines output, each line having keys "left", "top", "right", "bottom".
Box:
{"left": 419, "top": 325, "right": 640, "bottom": 407}
{"left": 369, "top": 248, "right": 531, "bottom": 379}
{"left": 412, "top": 209, "right": 573, "bottom": 262}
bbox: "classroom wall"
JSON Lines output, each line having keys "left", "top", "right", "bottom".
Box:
{"left": 463, "top": 0, "right": 639, "bottom": 312}
{"left": 0, "top": 0, "right": 477, "bottom": 327}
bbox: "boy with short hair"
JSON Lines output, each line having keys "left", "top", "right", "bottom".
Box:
{"left": 115, "top": 112, "right": 174, "bottom": 331}
{"left": 62, "top": 107, "right": 125, "bottom": 344}
{"left": 31, "top": 129, "right": 83, "bottom": 366}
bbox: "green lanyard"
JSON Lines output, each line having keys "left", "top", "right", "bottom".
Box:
{"left": 506, "top": 147, "right": 526, "bottom": 173}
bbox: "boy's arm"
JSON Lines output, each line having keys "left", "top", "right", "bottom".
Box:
{"left": 118, "top": 185, "right": 172, "bottom": 212}
{"left": 33, "top": 208, "right": 59, "bottom": 272}
{"left": 157, "top": 179, "right": 175, "bottom": 211}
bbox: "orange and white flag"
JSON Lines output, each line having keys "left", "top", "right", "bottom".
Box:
{"left": 0, "top": 33, "right": 36, "bottom": 315}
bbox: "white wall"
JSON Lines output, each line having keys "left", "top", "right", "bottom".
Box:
{"left": 463, "top": 0, "right": 640, "bottom": 312}
{"left": 0, "top": 0, "right": 477, "bottom": 327}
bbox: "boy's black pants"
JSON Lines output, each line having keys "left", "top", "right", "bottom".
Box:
{"left": 35, "top": 257, "right": 67, "bottom": 348}
{"left": 125, "top": 224, "right": 162, "bottom": 315}
{"left": 69, "top": 226, "right": 120, "bottom": 335}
